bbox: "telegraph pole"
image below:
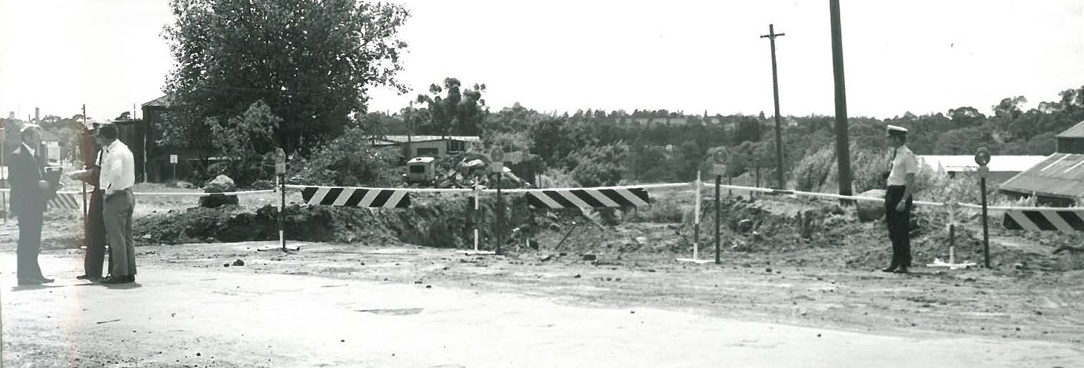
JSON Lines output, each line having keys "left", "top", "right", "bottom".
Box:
{"left": 760, "top": 24, "right": 786, "bottom": 189}
{"left": 830, "top": 0, "right": 854, "bottom": 201}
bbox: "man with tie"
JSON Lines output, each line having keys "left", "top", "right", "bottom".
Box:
{"left": 98, "top": 124, "right": 137, "bottom": 284}
{"left": 70, "top": 123, "right": 109, "bottom": 281}
{"left": 10, "top": 124, "right": 54, "bottom": 286}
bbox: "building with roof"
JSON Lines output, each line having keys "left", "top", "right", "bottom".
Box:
{"left": 370, "top": 135, "right": 481, "bottom": 159}
{"left": 999, "top": 120, "right": 1084, "bottom": 206}
{"left": 918, "top": 155, "right": 1046, "bottom": 183}
{"left": 1056, "top": 120, "right": 1084, "bottom": 154}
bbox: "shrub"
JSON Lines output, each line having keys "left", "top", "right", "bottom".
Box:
{"left": 568, "top": 142, "right": 629, "bottom": 188}
{"left": 290, "top": 127, "right": 403, "bottom": 187}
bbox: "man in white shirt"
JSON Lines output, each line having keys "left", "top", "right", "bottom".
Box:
{"left": 883, "top": 125, "right": 919, "bottom": 274}
{"left": 98, "top": 124, "right": 137, "bottom": 284}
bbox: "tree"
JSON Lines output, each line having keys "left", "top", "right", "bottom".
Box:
{"left": 993, "top": 96, "right": 1027, "bottom": 122}
{"left": 162, "top": 0, "right": 410, "bottom": 157}
{"left": 947, "top": 106, "right": 986, "bottom": 127}
{"left": 206, "top": 100, "right": 281, "bottom": 185}
{"left": 413, "top": 78, "right": 487, "bottom": 136}
{"left": 731, "top": 116, "right": 762, "bottom": 145}
{"left": 568, "top": 142, "right": 629, "bottom": 187}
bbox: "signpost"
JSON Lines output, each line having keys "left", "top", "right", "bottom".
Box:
{"left": 491, "top": 147, "right": 505, "bottom": 255}
{"left": 170, "top": 154, "right": 178, "bottom": 181}
{"left": 275, "top": 148, "right": 287, "bottom": 253}
{"left": 975, "top": 147, "right": 991, "bottom": 268}
{"left": 712, "top": 149, "right": 728, "bottom": 265}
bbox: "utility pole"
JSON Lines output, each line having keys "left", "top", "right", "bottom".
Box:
{"left": 761, "top": 24, "right": 786, "bottom": 189}
{"left": 830, "top": 0, "right": 854, "bottom": 201}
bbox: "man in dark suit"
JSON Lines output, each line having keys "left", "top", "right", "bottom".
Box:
{"left": 71, "top": 124, "right": 108, "bottom": 281}
{"left": 10, "top": 124, "right": 54, "bottom": 286}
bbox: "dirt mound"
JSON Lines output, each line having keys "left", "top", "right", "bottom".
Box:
{"left": 135, "top": 194, "right": 563, "bottom": 252}
{"left": 132, "top": 192, "right": 1084, "bottom": 273}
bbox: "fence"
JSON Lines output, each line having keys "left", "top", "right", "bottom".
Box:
{"left": 2, "top": 171, "right": 1077, "bottom": 268}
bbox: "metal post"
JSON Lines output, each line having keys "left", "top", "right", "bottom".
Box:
{"left": 473, "top": 186, "right": 480, "bottom": 252}
{"left": 949, "top": 224, "right": 956, "bottom": 264}
{"left": 694, "top": 171, "right": 701, "bottom": 260}
{"left": 1, "top": 127, "right": 5, "bottom": 225}
{"left": 981, "top": 177, "right": 990, "bottom": 268}
{"left": 496, "top": 175, "right": 503, "bottom": 255}
{"left": 761, "top": 24, "right": 786, "bottom": 190}
{"left": 830, "top": 0, "right": 854, "bottom": 203}
{"left": 715, "top": 174, "right": 721, "bottom": 265}
{"left": 279, "top": 174, "right": 286, "bottom": 252}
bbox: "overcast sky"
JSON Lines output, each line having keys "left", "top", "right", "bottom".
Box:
{"left": 1, "top": 0, "right": 1081, "bottom": 122}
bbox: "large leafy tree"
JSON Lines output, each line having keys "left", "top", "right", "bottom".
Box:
{"left": 162, "top": 0, "right": 410, "bottom": 156}
{"left": 412, "top": 78, "right": 487, "bottom": 136}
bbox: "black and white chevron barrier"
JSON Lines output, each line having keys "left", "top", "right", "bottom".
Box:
{"left": 299, "top": 186, "right": 411, "bottom": 208}
{"left": 525, "top": 187, "right": 650, "bottom": 209}
{"left": 1002, "top": 209, "right": 1084, "bottom": 232}
{"left": 48, "top": 192, "right": 81, "bottom": 210}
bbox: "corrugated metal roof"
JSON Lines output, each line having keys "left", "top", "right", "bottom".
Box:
{"left": 1055, "top": 120, "right": 1084, "bottom": 138}
{"left": 999, "top": 153, "right": 1084, "bottom": 199}
{"left": 142, "top": 95, "right": 173, "bottom": 108}
{"left": 376, "top": 135, "right": 481, "bottom": 143}
{"left": 918, "top": 155, "right": 1046, "bottom": 173}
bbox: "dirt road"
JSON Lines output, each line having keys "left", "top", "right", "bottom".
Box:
{"left": 2, "top": 241, "right": 1082, "bottom": 367}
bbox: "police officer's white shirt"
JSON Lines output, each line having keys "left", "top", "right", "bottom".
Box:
{"left": 101, "top": 139, "right": 135, "bottom": 195}
{"left": 887, "top": 145, "right": 918, "bottom": 186}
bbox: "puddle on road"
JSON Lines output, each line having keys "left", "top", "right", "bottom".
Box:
{"left": 355, "top": 308, "right": 424, "bottom": 316}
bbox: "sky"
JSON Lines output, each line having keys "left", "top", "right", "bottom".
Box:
{"left": 1, "top": 0, "right": 1082, "bottom": 122}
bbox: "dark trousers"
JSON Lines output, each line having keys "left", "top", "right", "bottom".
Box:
{"left": 885, "top": 185, "right": 913, "bottom": 268}
{"left": 83, "top": 190, "right": 108, "bottom": 278}
{"left": 104, "top": 189, "right": 136, "bottom": 277}
{"left": 16, "top": 209, "right": 45, "bottom": 281}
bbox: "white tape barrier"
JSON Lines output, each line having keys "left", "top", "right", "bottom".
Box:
{"left": 0, "top": 188, "right": 275, "bottom": 196}
{"left": 284, "top": 184, "right": 473, "bottom": 194}
{"left": 497, "top": 182, "right": 692, "bottom": 194}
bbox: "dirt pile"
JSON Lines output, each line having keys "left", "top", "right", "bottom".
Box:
{"left": 135, "top": 194, "right": 564, "bottom": 252}
{"left": 132, "top": 191, "right": 1084, "bottom": 272}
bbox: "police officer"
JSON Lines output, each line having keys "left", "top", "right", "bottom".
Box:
{"left": 883, "top": 125, "right": 918, "bottom": 274}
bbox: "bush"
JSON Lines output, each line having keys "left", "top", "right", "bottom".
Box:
{"left": 568, "top": 142, "right": 629, "bottom": 188}
{"left": 791, "top": 143, "right": 893, "bottom": 194}
{"left": 290, "top": 127, "right": 403, "bottom": 187}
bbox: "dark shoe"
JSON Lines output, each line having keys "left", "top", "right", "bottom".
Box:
{"left": 18, "top": 278, "right": 43, "bottom": 286}
{"left": 881, "top": 266, "right": 898, "bottom": 273}
{"left": 100, "top": 276, "right": 131, "bottom": 285}
{"left": 893, "top": 267, "right": 910, "bottom": 274}
{"left": 76, "top": 275, "right": 93, "bottom": 280}
{"left": 127, "top": 275, "right": 136, "bottom": 283}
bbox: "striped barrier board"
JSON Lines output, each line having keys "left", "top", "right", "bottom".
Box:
{"left": 48, "top": 192, "right": 81, "bottom": 210}
{"left": 300, "top": 187, "right": 410, "bottom": 208}
{"left": 526, "top": 188, "right": 650, "bottom": 209}
{"left": 1003, "top": 209, "right": 1084, "bottom": 232}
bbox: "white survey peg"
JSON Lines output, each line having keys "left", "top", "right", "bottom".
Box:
{"left": 275, "top": 148, "right": 287, "bottom": 174}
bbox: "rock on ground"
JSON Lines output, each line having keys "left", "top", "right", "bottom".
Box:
{"left": 856, "top": 189, "right": 886, "bottom": 222}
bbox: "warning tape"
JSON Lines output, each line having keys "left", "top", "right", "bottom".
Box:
{"left": 0, "top": 188, "right": 275, "bottom": 196}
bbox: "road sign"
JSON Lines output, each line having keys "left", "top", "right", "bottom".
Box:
{"left": 490, "top": 147, "right": 505, "bottom": 162}
{"left": 713, "top": 164, "right": 727, "bottom": 177}
{"left": 975, "top": 147, "right": 990, "bottom": 166}
{"left": 712, "top": 149, "right": 728, "bottom": 164}
{"left": 977, "top": 166, "right": 990, "bottom": 178}
{"left": 491, "top": 161, "right": 504, "bottom": 173}
{"left": 169, "top": 154, "right": 178, "bottom": 164}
